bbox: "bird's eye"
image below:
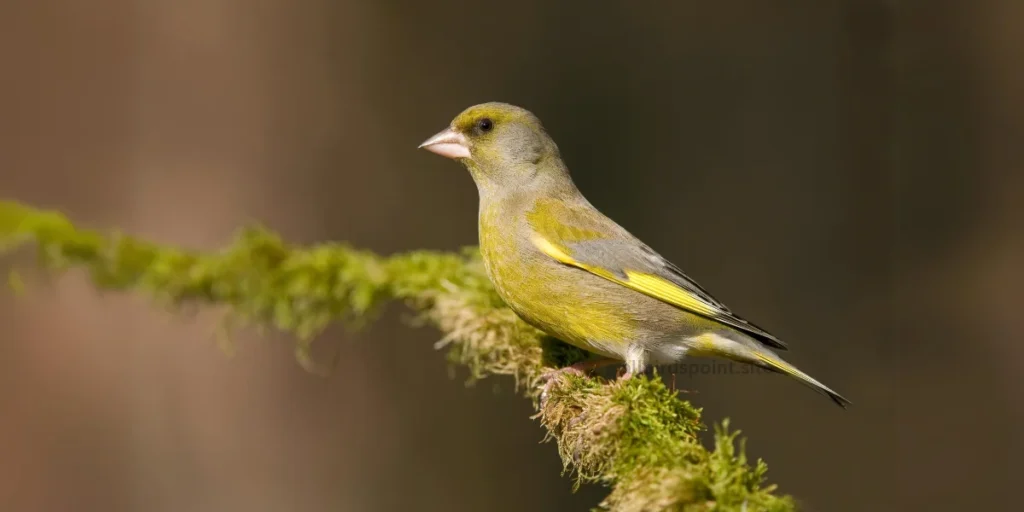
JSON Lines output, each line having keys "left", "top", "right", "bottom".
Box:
{"left": 477, "top": 118, "right": 494, "bottom": 133}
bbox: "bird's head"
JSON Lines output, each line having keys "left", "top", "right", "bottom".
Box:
{"left": 419, "top": 102, "right": 567, "bottom": 190}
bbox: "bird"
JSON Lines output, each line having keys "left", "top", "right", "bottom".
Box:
{"left": 418, "top": 102, "right": 850, "bottom": 408}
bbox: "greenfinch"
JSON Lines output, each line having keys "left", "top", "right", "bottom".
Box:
{"left": 419, "top": 102, "right": 849, "bottom": 408}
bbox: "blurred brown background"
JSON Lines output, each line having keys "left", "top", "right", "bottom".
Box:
{"left": 1, "top": 1, "right": 1021, "bottom": 511}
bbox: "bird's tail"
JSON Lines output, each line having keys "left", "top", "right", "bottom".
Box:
{"left": 750, "top": 350, "right": 850, "bottom": 408}
{"left": 689, "top": 333, "right": 850, "bottom": 408}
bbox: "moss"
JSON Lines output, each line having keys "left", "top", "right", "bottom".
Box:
{"left": 535, "top": 372, "right": 791, "bottom": 511}
{"left": 0, "top": 200, "right": 795, "bottom": 511}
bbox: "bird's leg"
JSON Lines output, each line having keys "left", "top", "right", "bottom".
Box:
{"left": 540, "top": 357, "right": 619, "bottom": 381}
{"left": 567, "top": 357, "right": 620, "bottom": 374}
{"left": 619, "top": 344, "right": 648, "bottom": 381}
{"left": 538, "top": 357, "right": 618, "bottom": 404}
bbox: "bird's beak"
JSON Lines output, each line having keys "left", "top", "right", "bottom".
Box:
{"left": 418, "top": 128, "right": 471, "bottom": 159}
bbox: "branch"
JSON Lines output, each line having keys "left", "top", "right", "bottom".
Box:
{"left": 0, "top": 200, "right": 794, "bottom": 512}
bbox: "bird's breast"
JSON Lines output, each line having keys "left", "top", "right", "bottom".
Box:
{"left": 477, "top": 202, "right": 637, "bottom": 356}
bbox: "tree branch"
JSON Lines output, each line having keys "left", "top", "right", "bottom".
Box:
{"left": 0, "top": 200, "right": 794, "bottom": 512}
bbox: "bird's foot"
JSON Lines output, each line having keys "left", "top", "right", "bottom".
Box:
{"left": 538, "top": 366, "right": 584, "bottom": 406}
{"left": 538, "top": 358, "right": 618, "bottom": 406}
{"left": 614, "top": 366, "right": 636, "bottom": 380}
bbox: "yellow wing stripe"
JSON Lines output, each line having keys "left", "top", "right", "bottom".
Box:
{"left": 623, "top": 271, "right": 719, "bottom": 316}
{"left": 531, "top": 236, "right": 576, "bottom": 265}
{"left": 531, "top": 236, "right": 720, "bottom": 316}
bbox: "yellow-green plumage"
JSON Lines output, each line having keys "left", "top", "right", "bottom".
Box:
{"left": 420, "top": 102, "right": 850, "bottom": 408}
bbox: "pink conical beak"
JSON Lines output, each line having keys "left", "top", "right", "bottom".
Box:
{"left": 418, "top": 128, "right": 471, "bottom": 159}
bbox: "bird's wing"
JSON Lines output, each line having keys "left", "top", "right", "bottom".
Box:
{"left": 526, "top": 198, "right": 788, "bottom": 350}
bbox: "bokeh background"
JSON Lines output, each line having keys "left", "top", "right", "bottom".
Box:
{"left": 2, "top": 1, "right": 1021, "bottom": 510}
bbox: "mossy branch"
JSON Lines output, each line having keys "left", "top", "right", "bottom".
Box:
{"left": 0, "top": 200, "right": 794, "bottom": 512}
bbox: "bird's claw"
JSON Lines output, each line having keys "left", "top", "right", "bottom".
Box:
{"left": 538, "top": 366, "right": 584, "bottom": 407}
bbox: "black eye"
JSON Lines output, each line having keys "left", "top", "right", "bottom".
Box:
{"left": 477, "top": 118, "right": 494, "bottom": 133}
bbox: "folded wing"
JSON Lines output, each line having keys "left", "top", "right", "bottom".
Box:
{"left": 527, "top": 198, "right": 788, "bottom": 350}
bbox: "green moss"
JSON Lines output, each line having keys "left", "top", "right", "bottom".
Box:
{"left": 535, "top": 372, "right": 790, "bottom": 511}
{"left": 0, "top": 200, "right": 795, "bottom": 511}
{"left": 608, "top": 376, "right": 705, "bottom": 479}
